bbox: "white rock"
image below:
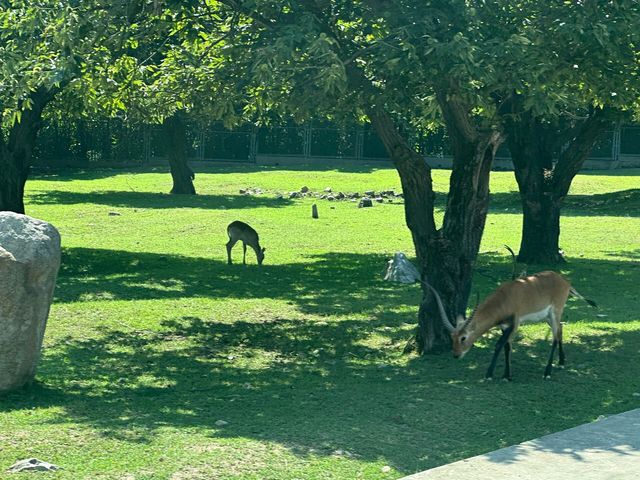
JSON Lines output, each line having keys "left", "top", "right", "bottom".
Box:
{"left": 383, "top": 252, "right": 420, "bottom": 284}
{"left": 0, "top": 213, "right": 61, "bottom": 392}
{"left": 8, "top": 458, "right": 61, "bottom": 472}
{"left": 382, "top": 465, "right": 391, "bottom": 473}
{"left": 215, "top": 420, "right": 229, "bottom": 427}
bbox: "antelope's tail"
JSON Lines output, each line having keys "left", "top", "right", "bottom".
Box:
{"left": 570, "top": 287, "right": 598, "bottom": 308}
{"left": 504, "top": 245, "right": 517, "bottom": 280}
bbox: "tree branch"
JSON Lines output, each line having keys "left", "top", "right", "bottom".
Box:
{"left": 551, "top": 107, "right": 613, "bottom": 199}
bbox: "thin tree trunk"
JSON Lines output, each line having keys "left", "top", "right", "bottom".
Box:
{"left": 163, "top": 114, "right": 196, "bottom": 195}
{"left": 369, "top": 104, "right": 502, "bottom": 353}
{"left": 0, "top": 88, "right": 55, "bottom": 214}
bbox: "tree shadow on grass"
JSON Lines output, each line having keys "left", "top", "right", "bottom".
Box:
{"left": 0, "top": 250, "right": 639, "bottom": 474}
{"left": 31, "top": 162, "right": 395, "bottom": 182}
{"left": 55, "top": 247, "right": 640, "bottom": 322}
{"left": 487, "top": 189, "right": 640, "bottom": 217}
{"left": 2, "top": 317, "right": 639, "bottom": 475}
{"left": 55, "top": 248, "right": 418, "bottom": 317}
{"left": 28, "top": 190, "right": 293, "bottom": 210}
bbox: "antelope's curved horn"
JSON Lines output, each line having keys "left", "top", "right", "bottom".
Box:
{"left": 466, "top": 291, "right": 480, "bottom": 325}
{"left": 423, "top": 282, "right": 456, "bottom": 333}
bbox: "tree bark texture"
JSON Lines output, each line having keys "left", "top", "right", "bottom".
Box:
{"left": 369, "top": 102, "right": 503, "bottom": 353}
{"left": 0, "top": 88, "right": 54, "bottom": 214}
{"left": 504, "top": 106, "right": 611, "bottom": 264}
{"left": 163, "top": 114, "right": 196, "bottom": 195}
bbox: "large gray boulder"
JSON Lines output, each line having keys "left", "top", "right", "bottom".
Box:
{"left": 0, "top": 212, "right": 60, "bottom": 392}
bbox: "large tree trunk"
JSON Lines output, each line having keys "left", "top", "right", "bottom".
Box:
{"left": 505, "top": 106, "right": 611, "bottom": 264}
{"left": 519, "top": 192, "right": 564, "bottom": 264}
{"left": 0, "top": 88, "right": 55, "bottom": 214}
{"left": 369, "top": 101, "right": 502, "bottom": 353}
{"left": 0, "top": 150, "right": 29, "bottom": 214}
{"left": 163, "top": 114, "right": 196, "bottom": 195}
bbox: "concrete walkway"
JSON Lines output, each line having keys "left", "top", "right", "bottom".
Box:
{"left": 402, "top": 408, "right": 640, "bottom": 480}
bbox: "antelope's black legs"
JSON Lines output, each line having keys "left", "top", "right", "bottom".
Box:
{"left": 226, "top": 240, "right": 237, "bottom": 264}
{"left": 503, "top": 342, "right": 512, "bottom": 381}
{"left": 486, "top": 325, "right": 514, "bottom": 380}
{"left": 558, "top": 324, "right": 565, "bottom": 366}
{"left": 544, "top": 340, "right": 558, "bottom": 379}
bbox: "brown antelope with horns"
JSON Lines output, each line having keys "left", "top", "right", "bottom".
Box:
{"left": 426, "top": 271, "right": 597, "bottom": 380}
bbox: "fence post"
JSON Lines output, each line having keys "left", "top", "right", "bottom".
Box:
{"left": 303, "top": 123, "right": 312, "bottom": 159}
{"left": 250, "top": 126, "right": 258, "bottom": 163}
{"left": 355, "top": 127, "right": 364, "bottom": 160}
{"left": 143, "top": 124, "right": 152, "bottom": 165}
{"left": 198, "top": 129, "right": 205, "bottom": 161}
{"left": 611, "top": 123, "right": 621, "bottom": 169}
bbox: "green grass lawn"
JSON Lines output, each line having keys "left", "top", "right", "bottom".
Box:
{"left": 1, "top": 163, "right": 639, "bottom": 479}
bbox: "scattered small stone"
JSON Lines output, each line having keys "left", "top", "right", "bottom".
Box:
{"left": 330, "top": 206, "right": 335, "bottom": 209}
{"left": 289, "top": 191, "right": 301, "bottom": 199}
{"left": 387, "top": 199, "right": 394, "bottom": 203}
{"left": 327, "top": 195, "right": 335, "bottom": 201}
{"left": 108, "top": 211, "right": 121, "bottom": 216}
{"left": 239, "top": 189, "right": 247, "bottom": 194}
{"left": 364, "top": 190, "right": 375, "bottom": 196}
{"left": 632, "top": 392, "right": 640, "bottom": 397}
{"left": 276, "top": 194, "right": 284, "bottom": 200}
{"left": 8, "top": 459, "right": 61, "bottom": 473}
{"left": 394, "top": 192, "right": 404, "bottom": 198}
{"left": 349, "top": 192, "right": 360, "bottom": 198}
{"left": 336, "top": 192, "right": 345, "bottom": 199}
{"left": 324, "top": 187, "right": 332, "bottom": 193}
{"left": 215, "top": 420, "right": 229, "bottom": 427}
{"left": 300, "top": 186, "right": 309, "bottom": 193}
{"left": 358, "top": 197, "right": 373, "bottom": 208}
{"left": 375, "top": 197, "right": 384, "bottom": 203}
{"left": 332, "top": 449, "right": 354, "bottom": 457}
{"left": 596, "top": 314, "right": 608, "bottom": 318}
{"left": 382, "top": 465, "right": 391, "bottom": 473}
{"left": 320, "top": 194, "right": 327, "bottom": 199}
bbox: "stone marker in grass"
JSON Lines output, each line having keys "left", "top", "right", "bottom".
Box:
{"left": 0, "top": 212, "right": 60, "bottom": 392}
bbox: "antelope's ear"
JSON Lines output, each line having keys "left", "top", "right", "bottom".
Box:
{"left": 455, "top": 314, "right": 466, "bottom": 328}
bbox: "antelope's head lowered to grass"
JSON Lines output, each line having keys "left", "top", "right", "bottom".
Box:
{"left": 424, "top": 284, "right": 476, "bottom": 359}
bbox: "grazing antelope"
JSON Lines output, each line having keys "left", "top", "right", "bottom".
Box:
{"left": 226, "top": 221, "right": 266, "bottom": 265}
{"left": 426, "top": 271, "right": 597, "bottom": 380}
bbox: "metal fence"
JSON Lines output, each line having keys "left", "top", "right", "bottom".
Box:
{"left": 32, "top": 119, "right": 639, "bottom": 168}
